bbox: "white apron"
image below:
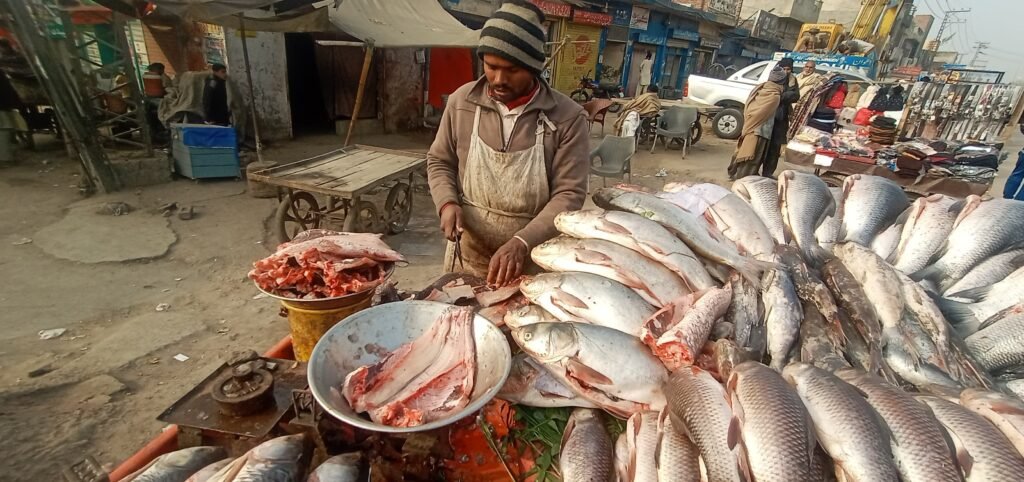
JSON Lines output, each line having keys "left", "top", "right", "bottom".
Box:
{"left": 444, "top": 105, "right": 551, "bottom": 276}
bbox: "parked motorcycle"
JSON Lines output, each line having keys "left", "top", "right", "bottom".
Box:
{"left": 570, "top": 71, "right": 625, "bottom": 102}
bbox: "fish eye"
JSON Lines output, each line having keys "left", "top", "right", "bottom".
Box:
{"left": 523, "top": 332, "right": 532, "bottom": 341}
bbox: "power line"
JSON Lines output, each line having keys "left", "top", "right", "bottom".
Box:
{"left": 969, "top": 42, "right": 990, "bottom": 67}
{"left": 931, "top": 8, "right": 970, "bottom": 53}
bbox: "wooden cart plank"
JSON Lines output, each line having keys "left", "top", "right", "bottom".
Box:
{"left": 249, "top": 146, "right": 425, "bottom": 197}
{"left": 318, "top": 154, "right": 424, "bottom": 195}
{"left": 256, "top": 149, "right": 349, "bottom": 175}
{"left": 274, "top": 150, "right": 381, "bottom": 178}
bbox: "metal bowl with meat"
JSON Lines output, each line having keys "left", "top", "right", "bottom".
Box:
{"left": 307, "top": 301, "right": 512, "bottom": 433}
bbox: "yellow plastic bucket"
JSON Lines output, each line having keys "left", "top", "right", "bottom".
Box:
{"left": 282, "top": 295, "right": 372, "bottom": 361}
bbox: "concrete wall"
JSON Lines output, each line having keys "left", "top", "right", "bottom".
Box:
{"left": 818, "top": 0, "right": 861, "bottom": 27}
{"left": 224, "top": 29, "right": 293, "bottom": 142}
{"left": 740, "top": 0, "right": 821, "bottom": 24}
{"left": 381, "top": 48, "right": 426, "bottom": 134}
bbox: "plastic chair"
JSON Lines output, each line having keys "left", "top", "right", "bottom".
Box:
{"left": 582, "top": 99, "right": 614, "bottom": 135}
{"left": 650, "top": 106, "right": 698, "bottom": 158}
{"left": 590, "top": 135, "right": 635, "bottom": 187}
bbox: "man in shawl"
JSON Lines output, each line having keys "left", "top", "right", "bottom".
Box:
{"left": 728, "top": 67, "right": 797, "bottom": 180}
{"left": 796, "top": 60, "right": 826, "bottom": 99}
{"left": 614, "top": 84, "right": 661, "bottom": 135}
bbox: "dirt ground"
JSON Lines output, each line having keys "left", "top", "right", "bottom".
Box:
{"left": 0, "top": 122, "right": 1019, "bottom": 481}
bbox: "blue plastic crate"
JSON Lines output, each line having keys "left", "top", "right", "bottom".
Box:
{"left": 171, "top": 124, "right": 239, "bottom": 179}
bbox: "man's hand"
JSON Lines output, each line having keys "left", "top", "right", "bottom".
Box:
{"left": 488, "top": 238, "right": 528, "bottom": 287}
{"left": 440, "top": 203, "right": 463, "bottom": 242}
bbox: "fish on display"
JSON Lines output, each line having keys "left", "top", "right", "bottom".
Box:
{"left": 836, "top": 369, "right": 963, "bottom": 482}
{"left": 122, "top": 446, "right": 227, "bottom": 482}
{"left": 784, "top": 363, "right": 900, "bottom": 481}
{"left": 916, "top": 395, "right": 1024, "bottom": 481}
{"left": 560, "top": 408, "right": 615, "bottom": 482}
{"left": 503, "top": 303, "right": 559, "bottom": 329}
{"left": 656, "top": 409, "right": 702, "bottom": 482}
{"left": 307, "top": 453, "right": 361, "bottom": 482}
{"left": 498, "top": 353, "right": 597, "bottom": 408}
{"left": 800, "top": 303, "right": 849, "bottom": 372}
{"left": 641, "top": 286, "right": 732, "bottom": 370}
{"left": 836, "top": 174, "right": 909, "bottom": 247}
{"left": 732, "top": 176, "right": 786, "bottom": 244}
{"left": 592, "top": 187, "right": 772, "bottom": 284}
{"left": 965, "top": 305, "right": 1024, "bottom": 374}
{"left": 520, "top": 272, "right": 655, "bottom": 337}
{"left": 778, "top": 170, "right": 836, "bottom": 265}
{"left": 763, "top": 266, "right": 804, "bottom": 370}
{"left": 531, "top": 236, "right": 689, "bottom": 307}
{"left": 711, "top": 338, "right": 754, "bottom": 382}
{"left": 815, "top": 187, "right": 844, "bottom": 250}
{"left": 512, "top": 322, "right": 667, "bottom": 417}
{"left": 727, "top": 361, "right": 817, "bottom": 481}
{"left": 209, "top": 434, "right": 308, "bottom": 482}
{"left": 554, "top": 210, "right": 716, "bottom": 291}
{"left": 665, "top": 367, "right": 745, "bottom": 482}
{"left": 892, "top": 194, "right": 962, "bottom": 274}
{"left": 912, "top": 197, "right": 1024, "bottom": 289}
{"left": 778, "top": 244, "right": 845, "bottom": 348}
{"left": 725, "top": 273, "right": 766, "bottom": 358}
{"left": 870, "top": 213, "right": 907, "bottom": 262}
{"left": 614, "top": 433, "right": 630, "bottom": 482}
{"left": 186, "top": 460, "right": 232, "bottom": 482}
{"left": 944, "top": 249, "right": 1024, "bottom": 297}
{"left": 1003, "top": 379, "right": 1024, "bottom": 401}
{"left": 675, "top": 186, "right": 777, "bottom": 259}
{"left": 624, "top": 411, "right": 661, "bottom": 482}
{"left": 937, "top": 266, "right": 1024, "bottom": 330}
{"left": 960, "top": 389, "right": 1024, "bottom": 458}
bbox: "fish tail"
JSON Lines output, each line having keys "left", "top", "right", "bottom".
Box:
{"left": 933, "top": 297, "right": 980, "bottom": 326}
{"left": 946, "top": 284, "right": 992, "bottom": 302}
{"left": 738, "top": 259, "right": 777, "bottom": 287}
{"left": 910, "top": 264, "right": 944, "bottom": 283}
{"left": 803, "top": 244, "right": 833, "bottom": 268}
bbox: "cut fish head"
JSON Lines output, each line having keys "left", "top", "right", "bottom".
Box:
{"left": 519, "top": 273, "right": 563, "bottom": 299}
{"left": 504, "top": 304, "right": 556, "bottom": 329}
{"left": 252, "top": 434, "right": 306, "bottom": 461}
{"left": 512, "top": 322, "right": 579, "bottom": 362}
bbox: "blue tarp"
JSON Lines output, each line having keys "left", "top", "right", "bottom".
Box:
{"left": 180, "top": 124, "right": 237, "bottom": 148}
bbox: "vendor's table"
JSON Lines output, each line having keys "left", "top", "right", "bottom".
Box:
{"left": 249, "top": 145, "right": 425, "bottom": 243}
{"left": 784, "top": 147, "right": 992, "bottom": 198}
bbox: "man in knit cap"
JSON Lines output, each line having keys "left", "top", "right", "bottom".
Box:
{"left": 427, "top": 0, "right": 589, "bottom": 287}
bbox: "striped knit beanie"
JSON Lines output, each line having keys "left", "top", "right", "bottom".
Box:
{"left": 478, "top": 1, "right": 547, "bottom": 75}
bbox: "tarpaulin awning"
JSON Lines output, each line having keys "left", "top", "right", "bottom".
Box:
{"left": 327, "top": 0, "right": 479, "bottom": 48}
{"left": 149, "top": 0, "right": 281, "bottom": 21}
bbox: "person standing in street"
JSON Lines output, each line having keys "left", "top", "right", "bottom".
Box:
{"left": 426, "top": 0, "right": 589, "bottom": 286}
{"left": 637, "top": 51, "right": 654, "bottom": 97}
{"left": 202, "top": 64, "right": 230, "bottom": 126}
{"left": 761, "top": 58, "right": 800, "bottom": 177}
{"left": 728, "top": 67, "right": 793, "bottom": 180}
{"left": 1003, "top": 123, "right": 1024, "bottom": 200}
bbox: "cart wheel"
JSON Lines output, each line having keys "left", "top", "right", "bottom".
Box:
{"left": 691, "top": 121, "right": 703, "bottom": 145}
{"left": 274, "top": 191, "right": 321, "bottom": 243}
{"left": 345, "top": 200, "right": 382, "bottom": 233}
{"left": 385, "top": 182, "right": 413, "bottom": 234}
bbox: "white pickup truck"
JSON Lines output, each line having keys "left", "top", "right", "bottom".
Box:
{"left": 687, "top": 60, "right": 872, "bottom": 139}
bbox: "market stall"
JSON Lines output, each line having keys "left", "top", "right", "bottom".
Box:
{"left": 95, "top": 167, "right": 1024, "bottom": 481}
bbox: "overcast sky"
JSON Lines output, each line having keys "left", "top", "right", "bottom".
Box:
{"left": 916, "top": 0, "right": 1023, "bottom": 81}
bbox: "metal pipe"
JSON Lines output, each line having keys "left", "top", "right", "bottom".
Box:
{"left": 238, "top": 15, "right": 263, "bottom": 158}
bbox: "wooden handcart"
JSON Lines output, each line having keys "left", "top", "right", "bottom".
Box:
{"left": 249, "top": 145, "right": 425, "bottom": 243}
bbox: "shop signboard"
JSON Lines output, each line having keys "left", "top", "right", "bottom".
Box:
{"left": 610, "top": 4, "right": 632, "bottom": 27}
{"left": 671, "top": 30, "right": 700, "bottom": 42}
{"left": 529, "top": 0, "right": 572, "bottom": 18}
{"left": 630, "top": 6, "right": 650, "bottom": 30}
{"left": 706, "top": 0, "right": 740, "bottom": 18}
{"left": 574, "top": 10, "right": 612, "bottom": 26}
{"left": 553, "top": 22, "right": 602, "bottom": 94}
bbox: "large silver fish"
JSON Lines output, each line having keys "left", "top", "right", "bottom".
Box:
{"left": 725, "top": 273, "right": 765, "bottom": 358}
{"left": 836, "top": 174, "right": 909, "bottom": 247}
{"left": 815, "top": 187, "right": 844, "bottom": 250}
{"left": 554, "top": 209, "right": 716, "bottom": 291}
{"left": 665, "top": 367, "right": 745, "bottom": 482}
{"left": 778, "top": 170, "right": 836, "bottom": 265}
{"left": 778, "top": 244, "right": 845, "bottom": 349}
{"left": 944, "top": 249, "right": 1024, "bottom": 297}
{"left": 641, "top": 286, "right": 732, "bottom": 371}
{"left": 498, "top": 353, "right": 597, "bottom": 408}
{"left": 307, "top": 453, "right": 361, "bottom": 482}
{"left": 917, "top": 395, "right": 1024, "bottom": 481}
{"left": 520, "top": 272, "right": 655, "bottom": 337}
{"left": 592, "top": 187, "right": 772, "bottom": 284}
{"left": 124, "top": 446, "right": 227, "bottom": 482}
{"left": 531, "top": 236, "right": 689, "bottom": 307}
{"left": 503, "top": 303, "right": 559, "bottom": 329}
{"left": 727, "top": 362, "right": 816, "bottom": 481}
{"left": 892, "top": 194, "right": 962, "bottom": 274}
{"left": 732, "top": 175, "right": 785, "bottom": 244}
{"left": 625, "top": 411, "right": 661, "bottom": 482}
{"left": 186, "top": 460, "right": 232, "bottom": 482}
{"left": 837, "top": 369, "right": 963, "bottom": 482}
{"left": 965, "top": 304, "right": 1024, "bottom": 374}
{"left": 960, "top": 389, "right": 1024, "bottom": 458}
{"left": 763, "top": 266, "right": 803, "bottom": 371}
{"left": 784, "top": 363, "right": 900, "bottom": 481}
{"left": 560, "top": 408, "right": 615, "bottom": 482}
{"left": 936, "top": 266, "right": 1024, "bottom": 331}
{"left": 913, "top": 197, "right": 1024, "bottom": 288}
{"left": 871, "top": 215, "right": 907, "bottom": 262}
{"left": 512, "top": 322, "right": 667, "bottom": 418}
{"left": 656, "top": 409, "right": 702, "bottom": 482}
{"left": 209, "top": 434, "right": 307, "bottom": 482}
{"left": 689, "top": 188, "right": 777, "bottom": 259}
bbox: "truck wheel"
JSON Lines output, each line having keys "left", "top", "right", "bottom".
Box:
{"left": 713, "top": 108, "right": 743, "bottom": 140}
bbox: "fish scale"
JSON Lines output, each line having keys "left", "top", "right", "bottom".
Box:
{"left": 732, "top": 176, "right": 786, "bottom": 245}
{"left": 560, "top": 409, "right": 615, "bottom": 482}
{"left": 965, "top": 306, "right": 1024, "bottom": 373}
{"left": 917, "top": 395, "right": 1024, "bottom": 481}
{"left": 837, "top": 174, "right": 909, "bottom": 248}
{"left": 727, "top": 362, "right": 816, "bottom": 482}
{"left": 837, "top": 370, "right": 963, "bottom": 482}
{"left": 944, "top": 249, "right": 1024, "bottom": 297}
{"left": 892, "top": 194, "right": 960, "bottom": 274}
{"left": 784, "top": 363, "right": 900, "bottom": 482}
{"left": 778, "top": 170, "right": 835, "bottom": 265}
{"left": 815, "top": 187, "right": 844, "bottom": 250}
{"left": 520, "top": 272, "right": 656, "bottom": 337}
{"left": 657, "top": 412, "right": 702, "bottom": 482}
{"left": 665, "top": 367, "right": 744, "bottom": 482}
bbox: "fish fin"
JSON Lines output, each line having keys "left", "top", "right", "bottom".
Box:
{"left": 551, "top": 289, "right": 590, "bottom": 311}
{"left": 934, "top": 297, "right": 980, "bottom": 326}
{"left": 893, "top": 205, "right": 913, "bottom": 226}
{"left": 596, "top": 218, "right": 633, "bottom": 236}
{"left": 727, "top": 415, "right": 742, "bottom": 450}
{"left": 737, "top": 259, "right": 778, "bottom": 288}
{"left": 566, "top": 358, "right": 614, "bottom": 386}
{"left": 948, "top": 426, "right": 975, "bottom": 479}
{"left": 560, "top": 411, "right": 578, "bottom": 453}
{"left": 575, "top": 249, "right": 614, "bottom": 266}
{"left": 576, "top": 248, "right": 650, "bottom": 294}
{"left": 947, "top": 284, "right": 993, "bottom": 302}
{"left": 909, "top": 263, "right": 942, "bottom": 283}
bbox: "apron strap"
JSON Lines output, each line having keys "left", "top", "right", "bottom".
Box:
{"left": 472, "top": 105, "right": 482, "bottom": 137}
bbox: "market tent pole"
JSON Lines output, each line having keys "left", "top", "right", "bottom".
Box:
{"left": 344, "top": 41, "right": 375, "bottom": 146}
{"left": 238, "top": 14, "right": 264, "bottom": 158}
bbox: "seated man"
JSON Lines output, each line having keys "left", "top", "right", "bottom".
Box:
{"left": 615, "top": 84, "right": 661, "bottom": 135}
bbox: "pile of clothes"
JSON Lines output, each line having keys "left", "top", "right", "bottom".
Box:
{"left": 868, "top": 116, "right": 898, "bottom": 145}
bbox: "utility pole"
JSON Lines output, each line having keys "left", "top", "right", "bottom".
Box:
{"left": 969, "top": 41, "right": 990, "bottom": 68}
{"left": 931, "top": 8, "right": 970, "bottom": 53}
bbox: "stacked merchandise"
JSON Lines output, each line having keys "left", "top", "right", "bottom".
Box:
{"left": 868, "top": 116, "right": 898, "bottom": 144}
